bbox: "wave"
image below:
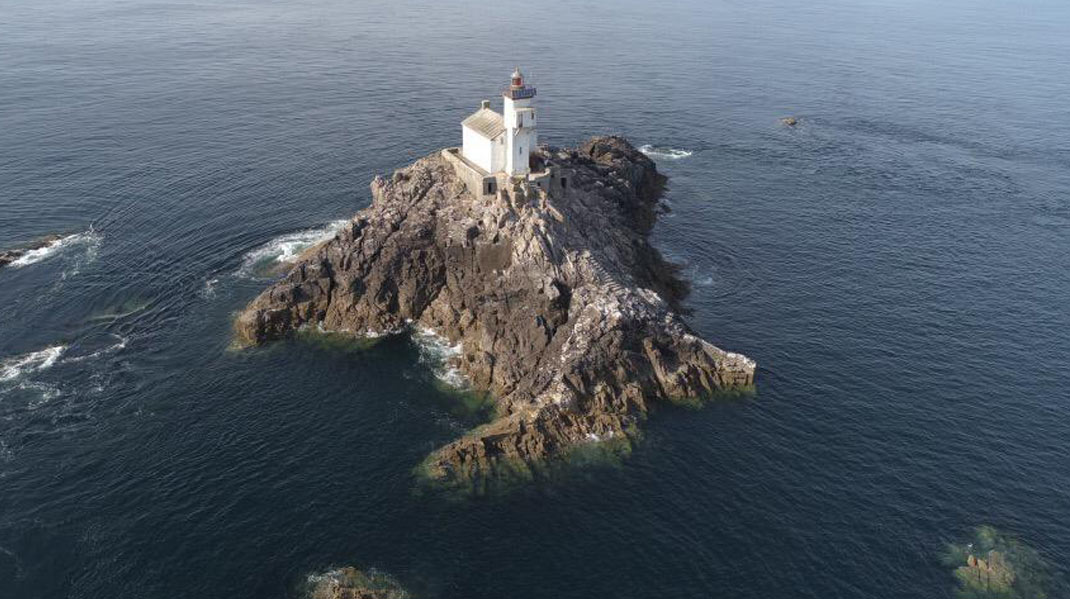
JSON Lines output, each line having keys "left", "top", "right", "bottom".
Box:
{"left": 0, "top": 346, "right": 66, "bottom": 382}
{"left": 237, "top": 220, "right": 348, "bottom": 278}
{"left": 19, "top": 381, "right": 62, "bottom": 406}
{"left": 63, "top": 334, "right": 128, "bottom": 364}
{"left": 639, "top": 145, "right": 694, "bottom": 160}
{"left": 412, "top": 326, "right": 469, "bottom": 389}
{"left": 200, "top": 277, "right": 220, "bottom": 299}
{"left": 9, "top": 229, "right": 101, "bottom": 269}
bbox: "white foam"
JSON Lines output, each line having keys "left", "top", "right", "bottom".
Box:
{"left": 201, "top": 277, "right": 219, "bottom": 299}
{"left": 21, "top": 381, "right": 62, "bottom": 406}
{"left": 0, "top": 346, "right": 66, "bottom": 382}
{"left": 10, "top": 229, "right": 101, "bottom": 269}
{"left": 63, "top": 335, "right": 127, "bottom": 364}
{"left": 237, "top": 219, "right": 348, "bottom": 278}
{"left": 412, "top": 326, "right": 469, "bottom": 389}
{"left": 639, "top": 145, "right": 694, "bottom": 160}
{"left": 305, "top": 569, "right": 342, "bottom": 586}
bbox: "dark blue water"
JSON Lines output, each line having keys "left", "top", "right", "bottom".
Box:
{"left": 2, "top": 0, "right": 1069, "bottom": 597}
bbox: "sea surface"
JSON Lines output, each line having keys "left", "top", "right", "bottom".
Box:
{"left": 2, "top": 0, "right": 1069, "bottom": 597}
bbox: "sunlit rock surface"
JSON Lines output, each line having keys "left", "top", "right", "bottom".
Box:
{"left": 236, "top": 136, "right": 756, "bottom": 485}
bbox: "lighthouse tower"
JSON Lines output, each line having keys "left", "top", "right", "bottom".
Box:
{"left": 459, "top": 68, "right": 539, "bottom": 181}
{"left": 502, "top": 67, "right": 537, "bottom": 176}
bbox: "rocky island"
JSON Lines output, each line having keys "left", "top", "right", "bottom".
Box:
{"left": 235, "top": 134, "right": 755, "bottom": 485}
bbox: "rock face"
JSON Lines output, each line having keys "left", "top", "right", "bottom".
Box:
{"left": 235, "top": 136, "right": 756, "bottom": 484}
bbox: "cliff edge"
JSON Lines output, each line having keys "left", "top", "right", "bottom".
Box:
{"left": 235, "top": 136, "right": 755, "bottom": 484}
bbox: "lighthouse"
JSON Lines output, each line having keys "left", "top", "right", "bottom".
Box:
{"left": 503, "top": 67, "right": 537, "bottom": 176}
{"left": 461, "top": 68, "right": 538, "bottom": 177}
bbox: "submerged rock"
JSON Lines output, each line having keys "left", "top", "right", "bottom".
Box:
{"left": 306, "top": 567, "right": 407, "bottom": 599}
{"left": 0, "top": 234, "right": 63, "bottom": 269}
{"left": 235, "top": 136, "right": 756, "bottom": 485}
{"left": 780, "top": 116, "right": 798, "bottom": 127}
{"left": 943, "top": 525, "right": 1064, "bottom": 599}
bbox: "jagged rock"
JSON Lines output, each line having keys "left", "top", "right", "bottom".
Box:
{"left": 306, "top": 567, "right": 407, "bottom": 599}
{"left": 235, "top": 136, "right": 756, "bottom": 484}
{"left": 944, "top": 526, "right": 1065, "bottom": 599}
{"left": 0, "top": 234, "right": 63, "bottom": 269}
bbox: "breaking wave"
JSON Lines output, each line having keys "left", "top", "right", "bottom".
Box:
{"left": 639, "top": 145, "right": 694, "bottom": 160}
{"left": 412, "top": 327, "right": 469, "bottom": 389}
{"left": 0, "top": 346, "right": 66, "bottom": 382}
{"left": 9, "top": 229, "right": 101, "bottom": 269}
{"left": 200, "top": 277, "right": 220, "bottom": 299}
{"left": 237, "top": 220, "right": 348, "bottom": 278}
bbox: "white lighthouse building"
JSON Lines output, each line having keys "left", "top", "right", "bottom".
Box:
{"left": 461, "top": 68, "right": 537, "bottom": 177}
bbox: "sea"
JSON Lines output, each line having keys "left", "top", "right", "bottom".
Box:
{"left": 1, "top": 0, "right": 1068, "bottom": 597}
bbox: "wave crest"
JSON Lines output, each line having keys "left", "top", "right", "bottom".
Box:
{"left": 639, "top": 145, "right": 694, "bottom": 160}
{"left": 237, "top": 220, "right": 348, "bottom": 278}
{"left": 9, "top": 229, "right": 101, "bottom": 269}
{"left": 0, "top": 346, "right": 66, "bottom": 382}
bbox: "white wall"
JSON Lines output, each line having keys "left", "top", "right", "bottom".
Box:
{"left": 492, "top": 135, "right": 506, "bottom": 173}
{"left": 504, "top": 96, "right": 537, "bottom": 175}
{"left": 462, "top": 125, "right": 495, "bottom": 173}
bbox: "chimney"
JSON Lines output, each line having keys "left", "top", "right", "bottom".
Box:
{"left": 481, "top": 99, "right": 491, "bottom": 110}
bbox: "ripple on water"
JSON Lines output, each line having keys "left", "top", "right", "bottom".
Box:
{"left": 659, "top": 241, "right": 757, "bottom": 302}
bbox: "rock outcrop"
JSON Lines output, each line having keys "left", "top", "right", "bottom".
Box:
{"left": 235, "top": 136, "right": 755, "bottom": 484}
{"left": 944, "top": 526, "right": 1063, "bottom": 599}
{"left": 306, "top": 568, "right": 407, "bottom": 599}
{"left": 0, "top": 234, "right": 62, "bottom": 269}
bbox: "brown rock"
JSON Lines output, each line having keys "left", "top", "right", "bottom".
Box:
{"left": 235, "top": 136, "right": 756, "bottom": 485}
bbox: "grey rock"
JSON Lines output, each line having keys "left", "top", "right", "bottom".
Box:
{"left": 0, "top": 234, "right": 64, "bottom": 270}
{"left": 235, "top": 136, "right": 756, "bottom": 483}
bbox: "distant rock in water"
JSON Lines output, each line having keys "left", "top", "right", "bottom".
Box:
{"left": 306, "top": 567, "right": 407, "bottom": 599}
{"left": 0, "top": 234, "right": 63, "bottom": 269}
{"left": 943, "top": 525, "right": 1065, "bottom": 599}
{"left": 780, "top": 116, "right": 799, "bottom": 127}
{"left": 235, "top": 136, "right": 756, "bottom": 486}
